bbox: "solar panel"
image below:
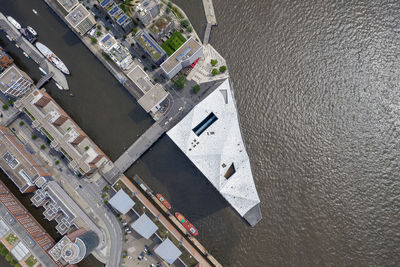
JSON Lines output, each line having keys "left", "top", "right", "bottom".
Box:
{"left": 100, "top": 0, "right": 111, "bottom": 7}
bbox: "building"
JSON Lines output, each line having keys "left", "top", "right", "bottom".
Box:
{"left": 149, "top": 15, "right": 174, "bottom": 41}
{"left": 127, "top": 65, "right": 169, "bottom": 114}
{"left": 167, "top": 79, "right": 262, "bottom": 226}
{"left": 0, "top": 64, "right": 33, "bottom": 98}
{"left": 135, "top": 0, "right": 160, "bottom": 26}
{"left": 49, "top": 228, "right": 99, "bottom": 265}
{"left": 65, "top": 3, "right": 96, "bottom": 35}
{"left": 99, "top": 34, "right": 133, "bottom": 70}
{"left": 154, "top": 238, "right": 182, "bottom": 264}
{"left": 15, "top": 88, "right": 110, "bottom": 176}
{"left": 31, "top": 181, "right": 102, "bottom": 237}
{"left": 135, "top": 31, "right": 167, "bottom": 65}
{"left": 0, "top": 46, "right": 14, "bottom": 73}
{"left": 98, "top": 0, "right": 133, "bottom": 32}
{"left": 108, "top": 189, "right": 135, "bottom": 214}
{"left": 0, "top": 126, "right": 51, "bottom": 193}
{"left": 130, "top": 213, "right": 158, "bottom": 239}
{"left": 160, "top": 37, "right": 203, "bottom": 79}
{"left": 56, "top": 0, "right": 79, "bottom": 13}
{"left": 0, "top": 180, "right": 62, "bottom": 267}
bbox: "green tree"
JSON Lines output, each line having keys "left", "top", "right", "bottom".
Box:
{"left": 31, "top": 134, "right": 37, "bottom": 140}
{"left": 7, "top": 100, "right": 13, "bottom": 105}
{"left": 96, "top": 31, "right": 102, "bottom": 37}
{"left": 212, "top": 68, "right": 219, "bottom": 76}
{"left": 186, "top": 26, "right": 193, "bottom": 33}
{"left": 106, "top": 26, "right": 110, "bottom": 31}
{"left": 193, "top": 84, "right": 200, "bottom": 94}
{"left": 219, "top": 65, "right": 227, "bottom": 73}
{"left": 5, "top": 252, "right": 12, "bottom": 262}
{"left": 97, "top": 25, "right": 101, "bottom": 30}
{"left": 2, "top": 104, "right": 8, "bottom": 110}
{"left": 180, "top": 19, "right": 189, "bottom": 28}
{"left": 168, "top": 1, "right": 173, "bottom": 8}
{"left": 91, "top": 37, "right": 97, "bottom": 44}
{"left": 174, "top": 75, "right": 187, "bottom": 89}
{"left": 0, "top": 247, "right": 7, "bottom": 256}
{"left": 19, "top": 121, "right": 24, "bottom": 126}
{"left": 40, "top": 144, "right": 46, "bottom": 150}
{"left": 11, "top": 259, "right": 17, "bottom": 265}
{"left": 210, "top": 59, "right": 218, "bottom": 66}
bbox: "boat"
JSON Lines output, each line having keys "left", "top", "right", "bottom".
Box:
{"left": 5, "top": 35, "right": 12, "bottom": 41}
{"left": 175, "top": 212, "right": 198, "bottom": 236}
{"left": 27, "top": 26, "right": 37, "bottom": 36}
{"left": 35, "top": 42, "right": 70, "bottom": 75}
{"left": 7, "top": 16, "right": 21, "bottom": 30}
{"left": 55, "top": 82, "right": 63, "bottom": 90}
{"left": 22, "top": 52, "right": 30, "bottom": 58}
{"left": 32, "top": 9, "right": 38, "bottom": 15}
{"left": 20, "top": 28, "right": 37, "bottom": 43}
{"left": 39, "top": 67, "right": 47, "bottom": 75}
{"left": 156, "top": 194, "right": 171, "bottom": 209}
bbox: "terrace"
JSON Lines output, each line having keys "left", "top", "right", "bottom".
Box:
{"left": 161, "top": 31, "right": 186, "bottom": 56}
{"left": 135, "top": 31, "right": 166, "bottom": 62}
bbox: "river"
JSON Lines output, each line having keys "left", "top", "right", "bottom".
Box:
{"left": 1, "top": 0, "right": 400, "bottom": 266}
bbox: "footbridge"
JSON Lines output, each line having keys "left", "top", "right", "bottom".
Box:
{"left": 36, "top": 72, "right": 54, "bottom": 88}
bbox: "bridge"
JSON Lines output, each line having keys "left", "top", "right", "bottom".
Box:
{"left": 203, "top": 23, "right": 212, "bottom": 45}
{"left": 36, "top": 72, "right": 54, "bottom": 88}
{"left": 202, "top": 0, "right": 217, "bottom": 45}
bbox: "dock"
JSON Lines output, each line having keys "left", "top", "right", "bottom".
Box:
{"left": 202, "top": 0, "right": 217, "bottom": 45}
{"left": 0, "top": 12, "right": 69, "bottom": 90}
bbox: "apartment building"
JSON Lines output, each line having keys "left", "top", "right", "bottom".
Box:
{"left": 0, "top": 64, "right": 33, "bottom": 98}
{"left": 0, "top": 46, "right": 14, "bottom": 73}
{"left": 56, "top": 0, "right": 79, "bottom": 13}
{"left": 160, "top": 37, "right": 203, "bottom": 79}
{"left": 99, "top": 34, "right": 133, "bottom": 70}
{"left": 65, "top": 3, "right": 96, "bottom": 35}
{"left": 135, "top": 0, "right": 160, "bottom": 26}
{"left": 0, "top": 126, "right": 51, "bottom": 193}
{"left": 98, "top": 0, "right": 133, "bottom": 32}
{"left": 135, "top": 30, "right": 167, "bottom": 65}
{"left": 15, "top": 88, "right": 109, "bottom": 176}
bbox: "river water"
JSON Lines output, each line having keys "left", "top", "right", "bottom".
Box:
{"left": 1, "top": 0, "right": 400, "bottom": 266}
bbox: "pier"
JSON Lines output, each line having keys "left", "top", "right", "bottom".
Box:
{"left": 36, "top": 71, "right": 54, "bottom": 88}
{"left": 0, "top": 12, "right": 69, "bottom": 90}
{"left": 202, "top": 0, "right": 217, "bottom": 45}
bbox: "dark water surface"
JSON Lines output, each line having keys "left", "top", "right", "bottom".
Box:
{"left": 1, "top": 0, "right": 400, "bottom": 266}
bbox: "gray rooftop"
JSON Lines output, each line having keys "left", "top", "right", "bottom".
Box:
{"left": 138, "top": 84, "right": 168, "bottom": 113}
{"left": 154, "top": 238, "right": 182, "bottom": 264}
{"left": 56, "top": 0, "right": 79, "bottom": 12}
{"left": 130, "top": 214, "right": 158, "bottom": 239}
{"left": 65, "top": 4, "right": 90, "bottom": 27}
{"left": 127, "top": 65, "right": 153, "bottom": 93}
{"left": 109, "top": 189, "right": 135, "bottom": 214}
{"left": 0, "top": 65, "right": 32, "bottom": 93}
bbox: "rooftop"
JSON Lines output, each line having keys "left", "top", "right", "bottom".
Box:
{"left": 109, "top": 189, "right": 135, "bottom": 214}
{"left": 167, "top": 79, "right": 261, "bottom": 224}
{"left": 56, "top": 0, "right": 79, "bottom": 12}
{"left": 100, "top": 34, "right": 117, "bottom": 51}
{"left": 154, "top": 238, "right": 182, "bottom": 264}
{"left": 127, "top": 65, "right": 153, "bottom": 93}
{"left": 138, "top": 84, "right": 168, "bottom": 113}
{"left": 160, "top": 37, "right": 202, "bottom": 73}
{"left": 135, "top": 31, "right": 166, "bottom": 61}
{"left": 130, "top": 213, "right": 158, "bottom": 239}
{"left": 0, "top": 65, "right": 32, "bottom": 94}
{"left": 65, "top": 4, "right": 90, "bottom": 27}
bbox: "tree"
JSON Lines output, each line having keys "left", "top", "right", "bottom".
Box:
{"left": 168, "top": 1, "right": 173, "bottom": 8}
{"left": 187, "top": 26, "right": 193, "bottom": 33}
{"left": 97, "top": 25, "right": 101, "bottom": 30}
{"left": 5, "top": 253, "right": 12, "bottom": 262}
{"left": 174, "top": 75, "right": 187, "bottom": 89}
{"left": 40, "top": 144, "right": 46, "bottom": 150}
{"left": 91, "top": 37, "right": 97, "bottom": 44}
{"left": 0, "top": 247, "right": 7, "bottom": 256}
{"left": 193, "top": 84, "right": 200, "bottom": 94}
{"left": 2, "top": 104, "right": 8, "bottom": 110}
{"left": 210, "top": 59, "right": 218, "bottom": 66}
{"left": 96, "top": 31, "right": 102, "bottom": 37}
{"left": 11, "top": 259, "right": 17, "bottom": 265}
{"left": 19, "top": 121, "right": 24, "bottom": 126}
{"left": 180, "top": 19, "right": 189, "bottom": 28}
{"left": 31, "top": 134, "right": 37, "bottom": 140}
{"left": 219, "top": 65, "right": 227, "bottom": 73}
{"left": 7, "top": 99, "right": 13, "bottom": 105}
{"left": 212, "top": 68, "right": 219, "bottom": 76}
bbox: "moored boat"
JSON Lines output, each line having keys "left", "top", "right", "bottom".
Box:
{"left": 7, "top": 16, "right": 21, "bottom": 30}
{"left": 175, "top": 212, "right": 198, "bottom": 236}
{"left": 32, "top": 9, "right": 38, "bottom": 15}
{"left": 20, "top": 28, "right": 37, "bottom": 43}
{"left": 156, "top": 194, "right": 171, "bottom": 209}
{"left": 27, "top": 26, "right": 37, "bottom": 36}
{"left": 35, "top": 42, "right": 70, "bottom": 75}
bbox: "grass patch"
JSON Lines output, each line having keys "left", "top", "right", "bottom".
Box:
{"left": 25, "top": 255, "right": 37, "bottom": 267}
{"left": 5, "top": 233, "right": 18, "bottom": 246}
{"left": 23, "top": 108, "right": 35, "bottom": 121}
{"left": 41, "top": 127, "right": 54, "bottom": 141}
{"left": 161, "top": 31, "right": 186, "bottom": 56}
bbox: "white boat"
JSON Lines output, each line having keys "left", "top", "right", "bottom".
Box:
{"left": 27, "top": 26, "right": 37, "bottom": 36}
{"left": 5, "top": 35, "right": 12, "bottom": 41}
{"left": 55, "top": 82, "right": 63, "bottom": 90}
{"left": 32, "top": 9, "right": 38, "bottom": 15}
{"left": 23, "top": 52, "right": 30, "bottom": 58}
{"left": 35, "top": 42, "right": 70, "bottom": 75}
{"left": 39, "top": 67, "right": 47, "bottom": 75}
{"left": 7, "top": 16, "right": 21, "bottom": 30}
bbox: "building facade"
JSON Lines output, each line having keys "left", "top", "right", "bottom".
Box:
{"left": 0, "top": 46, "right": 14, "bottom": 73}
{"left": 65, "top": 4, "right": 96, "bottom": 35}
{"left": 160, "top": 37, "right": 203, "bottom": 79}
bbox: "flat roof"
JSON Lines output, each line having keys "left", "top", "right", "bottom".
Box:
{"left": 109, "top": 189, "right": 135, "bottom": 214}
{"left": 100, "top": 34, "right": 117, "bottom": 51}
{"left": 135, "top": 31, "right": 166, "bottom": 61}
{"left": 127, "top": 65, "right": 153, "bottom": 93}
{"left": 138, "top": 84, "right": 168, "bottom": 113}
{"left": 65, "top": 4, "right": 90, "bottom": 27}
{"left": 161, "top": 37, "right": 202, "bottom": 73}
{"left": 0, "top": 65, "right": 31, "bottom": 93}
{"left": 154, "top": 238, "right": 181, "bottom": 264}
{"left": 56, "top": 0, "right": 79, "bottom": 12}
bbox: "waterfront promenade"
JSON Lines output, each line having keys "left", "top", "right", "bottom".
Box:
{"left": 0, "top": 12, "right": 69, "bottom": 90}
{"left": 202, "top": 0, "right": 217, "bottom": 45}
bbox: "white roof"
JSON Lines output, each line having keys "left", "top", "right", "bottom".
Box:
{"left": 109, "top": 189, "right": 135, "bottom": 214}
{"left": 11, "top": 242, "right": 29, "bottom": 261}
{"left": 167, "top": 79, "right": 260, "bottom": 216}
{"left": 154, "top": 238, "right": 182, "bottom": 264}
{"left": 130, "top": 214, "right": 158, "bottom": 239}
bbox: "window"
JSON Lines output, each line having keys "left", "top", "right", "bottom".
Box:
{"left": 192, "top": 112, "right": 218, "bottom": 136}
{"left": 224, "top": 163, "right": 236, "bottom": 179}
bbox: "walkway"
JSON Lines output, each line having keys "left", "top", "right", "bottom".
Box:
{"left": 36, "top": 72, "right": 54, "bottom": 88}
{"left": 203, "top": 23, "right": 212, "bottom": 45}
{"left": 202, "top": 0, "right": 217, "bottom": 45}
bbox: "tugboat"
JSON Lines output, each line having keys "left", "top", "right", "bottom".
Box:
{"left": 156, "top": 194, "right": 171, "bottom": 209}
{"left": 175, "top": 212, "right": 198, "bottom": 236}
